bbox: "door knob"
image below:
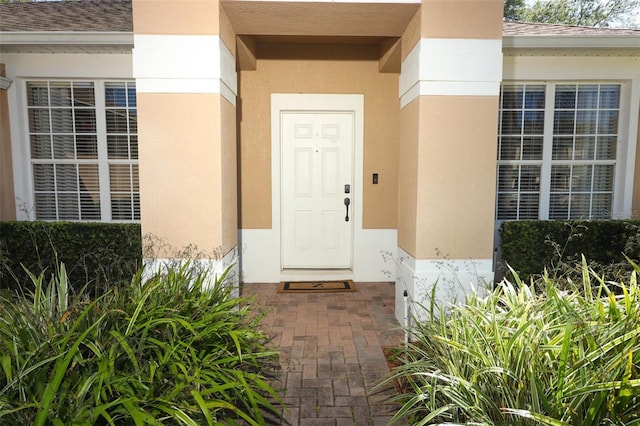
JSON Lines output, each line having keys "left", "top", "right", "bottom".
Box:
{"left": 344, "top": 197, "right": 350, "bottom": 222}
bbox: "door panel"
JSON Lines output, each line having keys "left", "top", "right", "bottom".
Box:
{"left": 281, "top": 112, "right": 354, "bottom": 269}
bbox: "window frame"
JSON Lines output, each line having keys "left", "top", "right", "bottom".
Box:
{"left": 23, "top": 79, "right": 139, "bottom": 223}
{"left": 496, "top": 80, "right": 628, "bottom": 222}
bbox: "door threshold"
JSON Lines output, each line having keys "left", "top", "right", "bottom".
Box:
{"left": 280, "top": 269, "right": 353, "bottom": 282}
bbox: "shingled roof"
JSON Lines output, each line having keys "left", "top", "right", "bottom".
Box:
{"left": 0, "top": 0, "right": 639, "bottom": 38}
{"left": 503, "top": 21, "right": 640, "bottom": 36}
{"left": 0, "top": 0, "right": 132, "bottom": 32}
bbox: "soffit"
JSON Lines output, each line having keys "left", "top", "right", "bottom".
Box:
{"left": 222, "top": 1, "right": 420, "bottom": 37}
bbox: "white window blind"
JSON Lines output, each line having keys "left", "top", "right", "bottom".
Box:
{"left": 27, "top": 80, "right": 139, "bottom": 221}
{"left": 496, "top": 82, "right": 620, "bottom": 221}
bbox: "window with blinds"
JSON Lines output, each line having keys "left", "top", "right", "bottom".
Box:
{"left": 27, "top": 81, "right": 139, "bottom": 221}
{"left": 496, "top": 83, "right": 620, "bottom": 221}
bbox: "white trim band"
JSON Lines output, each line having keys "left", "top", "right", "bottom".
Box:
{"left": 399, "top": 38, "right": 503, "bottom": 107}
{"left": 394, "top": 247, "right": 493, "bottom": 323}
{"left": 143, "top": 247, "right": 239, "bottom": 297}
{"left": 133, "top": 34, "right": 237, "bottom": 104}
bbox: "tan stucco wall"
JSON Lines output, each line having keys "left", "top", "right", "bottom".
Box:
{"left": 401, "top": 9, "right": 421, "bottom": 61}
{"left": 238, "top": 43, "right": 400, "bottom": 230}
{"left": 221, "top": 98, "right": 238, "bottom": 251}
{"left": 0, "top": 64, "right": 15, "bottom": 221}
{"left": 421, "top": 0, "right": 503, "bottom": 39}
{"left": 413, "top": 96, "right": 499, "bottom": 259}
{"left": 137, "top": 93, "right": 237, "bottom": 256}
{"left": 133, "top": 0, "right": 221, "bottom": 35}
{"left": 397, "top": 98, "right": 419, "bottom": 254}
{"left": 397, "top": 96, "right": 499, "bottom": 260}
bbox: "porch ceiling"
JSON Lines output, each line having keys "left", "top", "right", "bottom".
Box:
{"left": 221, "top": 1, "right": 420, "bottom": 37}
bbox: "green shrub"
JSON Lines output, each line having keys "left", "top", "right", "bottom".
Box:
{"left": 499, "top": 220, "right": 640, "bottom": 281}
{"left": 379, "top": 258, "right": 640, "bottom": 425}
{"left": 0, "top": 221, "right": 141, "bottom": 295}
{"left": 0, "top": 263, "right": 282, "bottom": 425}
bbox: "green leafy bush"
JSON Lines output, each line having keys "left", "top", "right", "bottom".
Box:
{"left": 379, "top": 258, "right": 640, "bottom": 425}
{"left": 0, "top": 263, "right": 281, "bottom": 425}
{"left": 499, "top": 220, "right": 640, "bottom": 281}
{"left": 0, "top": 221, "right": 142, "bottom": 295}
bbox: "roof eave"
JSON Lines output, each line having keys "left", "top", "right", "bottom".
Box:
{"left": 503, "top": 34, "right": 640, "bottom": 50}
{"left": 0, "top": 31, "right": 133, "bottom": 46}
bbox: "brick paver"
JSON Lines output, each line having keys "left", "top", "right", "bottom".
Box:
{"left": 242, "top": 282, "right": 407, "bottom": 426}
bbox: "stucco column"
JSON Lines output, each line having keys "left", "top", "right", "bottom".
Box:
{"left": 396, "top": 0, "right": 503, "bottom": 322}
{"left": 0, "top": 64, "right": 16, "bottom": 221}
{"left": 132, "top": 0, "right": 238, "bottom": 283}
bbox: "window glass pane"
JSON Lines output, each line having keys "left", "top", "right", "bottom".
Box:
{"left": 27, "top": 82, "right": 49, "bottom": 106}
{"left": 519, "top": 193, "right": 540, "bottom": 219}
{"left": 520, "top": 166, "right": 540, "bottom": 191}
{"left": 571, "top": 165, "right": 593, "bottom": 191}
{"left": 551, "top": 165, "right": 570, "bottom": 192}
{"left": 29, "top": 109, "right": 50, "bottom": 133}
{"left": 592, "top": 194, "right": 612, "bottom": 219}
{"left": 80, "top": 193, "right": 101, "bottom": 220}
{"left": 577, "top": 85, "right": 598, "bottom": 109}
{"left": 129, "top": 108, "right": 137, "bottom": 133}
{"left": 549, "top": 194, "right": 569, "bottom": 219}
{"left": 110, "top": 164, "right": 132, "bottom": 192}
{"left": 598, "top": 110, "right": 619, "bottom": 134}
{"left": 501, "top": 85, "right": 523, "bottom": 109}
{"left": 50, "top": 109, "right": 74, "bottom": 133}
{"left": 497, "top": 165, "right": 518, "bottom": 191}
{"left": 524, "top": 85, "right": 545, "bottom": 109}
{"left": 57, "top": 193, "right": 79, "bottom": 220}
{"left": 497, "top": 193, "right": 518, "bottom": 220}
{"left": 593, "top": 165, "right": 614, "bottom": 191}
{"left": 128, "top": 87, "right": 137, "bottom": 107}
{"left": 596, "top": 136, "right": 616, "bottom": 160}
{"left": 523, "top": 110, "right": 545, "bottom": 134}
{"left": 49, "top": 82, "right": 73, "bottom": 107}
{"left": 107, "top": 135, "right": 130, "bottom": 159}
{"left": 130, "top": 135, "right": 138, "bottom": 160}
{"left": 34, "top": 193, "right": 57, "bottom": 220}
{"left": 78, "top": 165, "right": 101, "bottom": 220}
{"left": 499, "top": 137, "right": 521, "bottom": 161}
{"left": 79, "top": 164, "right": 100, "bottom": 194}
{"left": 522, "top": 137, "right": 543, "bottom": 160}
{"left": 31, "top": 135, "right": 52, "bottom": 159}
{"left": 575, "top": 110, "right": 597, "bottom": 134}
{"left": 105, "top": 83, "right": 127, "bottom": 107}
{"left": 73, "top": 82, "right": 95, "bottom": 107}
{"left": 574, "top": 136, "right": 595, "bottom": 160}
{"left": 132, "top": 165, "right": 139, "bottom": 191}
{"left": 55, "top": 164, "right": 78, "bottom": 192}
{"left": 106, "top": 110, "right": 129, "bottom": 133}
{"left": 569, "top": 194, "right": 591, "bottom": 219}
{"left": 33, "top": 164, "right": 55, "bottom": 192}
{"left": 52, "top": 135, "right": 75, "bottom": 159}
{"left": 501, "top": 111, "right": 522, "bottom": 134}
{"left": 552, "top": 137, "right": 573, "bottom": 160}
{"left": 554, "top": 110, "right": 575, "bottom": 134}
{"left": 76, "top": 135, "right": 98, "bottom": 158}
{"left": 74, "top": 109, "right": 97, "bottom": 133}
{"left": 555, "top": 85, "right": 576, "bottom": 109}
{"left": 599, "top": 85, "right": 620, "bottom": 108}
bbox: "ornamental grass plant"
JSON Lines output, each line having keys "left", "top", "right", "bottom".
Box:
{"left": 0, "top": 262, "right": 281, "bottom": 425}
{"left": 379, "top": 257, "right": 640, "bottom": 425}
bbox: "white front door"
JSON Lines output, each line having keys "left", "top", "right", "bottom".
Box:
{"left": 281, "top": 111, "right": 354, "bottom": 269}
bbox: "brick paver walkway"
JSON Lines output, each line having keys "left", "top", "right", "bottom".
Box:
{"left": 241, "top": 282, "right": 407, "bottom": 425}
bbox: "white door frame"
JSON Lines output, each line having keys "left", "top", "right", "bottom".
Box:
{"left": 271, "top": 94, "right": 364, "bottom": 279}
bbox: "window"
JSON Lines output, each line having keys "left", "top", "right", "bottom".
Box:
{"left": 496, "top": 83, "right": 620, "bottom": 220}
{"left": 27, "top": 80, "right": 139, "bottom": 221}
